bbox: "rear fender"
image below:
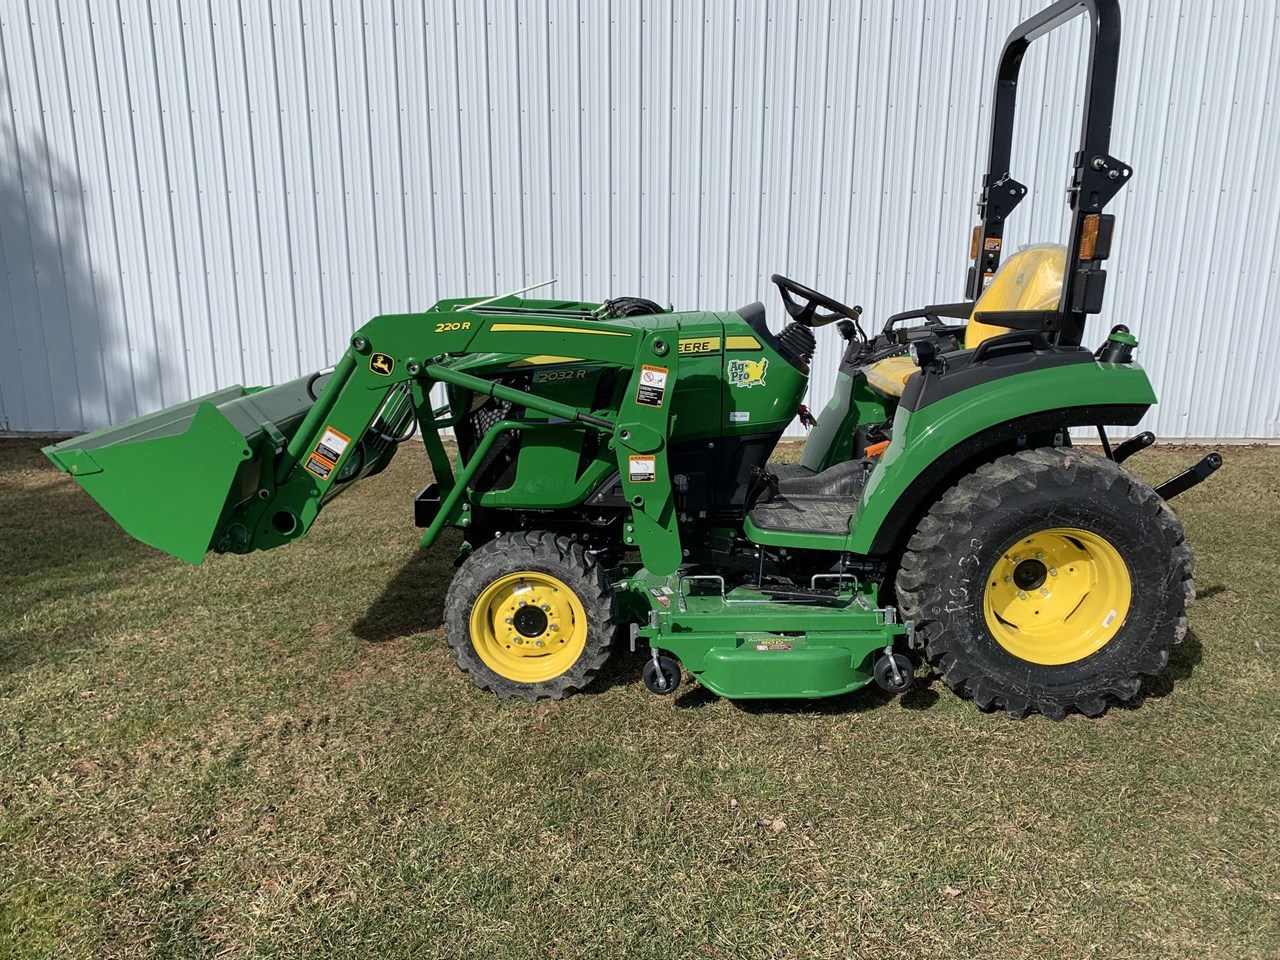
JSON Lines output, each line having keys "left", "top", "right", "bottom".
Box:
{"left": 847, "top": 361, "right": 1157, "bottom": 557}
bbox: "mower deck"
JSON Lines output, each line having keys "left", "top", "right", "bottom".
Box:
{"left": 628, "top": 575, "right": 907, "bottom": 699}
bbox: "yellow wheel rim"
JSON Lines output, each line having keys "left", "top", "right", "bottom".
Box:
{"left": 468, "top": 571, "right": 589, "bottom": 683}
{"left": 983, "top": 527, "right": 1132, "bottom": 666}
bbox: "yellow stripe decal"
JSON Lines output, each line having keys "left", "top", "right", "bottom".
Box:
{"left": 677, "top": 336, "right": 721, "bottom": 355}
{"left": 489, "top": 323, "right": 631, "bottom": 337}
{"left": 508, "top": 355, "right": 584, "bottom": 367}
{"left": 725, "top": 335, "right": 762, "bottom": 350}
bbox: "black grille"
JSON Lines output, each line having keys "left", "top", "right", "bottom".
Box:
{"left": 471, "top": 398, "right": 512, "bottom": 438}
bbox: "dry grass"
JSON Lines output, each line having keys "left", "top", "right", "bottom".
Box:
{"left": 1, "top": 437, "right": 1277, "bottom": 959}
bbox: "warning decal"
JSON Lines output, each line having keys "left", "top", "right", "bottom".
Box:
{"left": 635, "top": 365, "right": 669, "bottom": 407}
{"left": 628, "top": 455, "right": 657, "bottom": 483}
{"left": 315, "top": 427, "right": 351, "bottom": 464}
{"left": 649, "top": 587, "right": 672, "bottom": 609}
{"left": 305, "top": 455, "right": 334, "bottom": 480}
{"left": 304, "top": 425, "right": 351, "bottom": 480}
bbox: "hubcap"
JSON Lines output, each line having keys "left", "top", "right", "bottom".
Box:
{"left": 1012, "top": 558, "right": 1047, "bottom": 591}
{"left": 469, "top": 571, "right": 588, "bottom": 683}
{"left": 983, "top": 527, "right": 1132, "bottom": 665}
{"left": 512, "top": 605, "right": 549, "bottom": 638}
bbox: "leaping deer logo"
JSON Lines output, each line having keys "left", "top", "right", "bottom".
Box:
{"left": 727, "top": 356, "right": 768, "bottom": 388}
{"left": 370, "top": 353, "right": 395, "bottom": 376}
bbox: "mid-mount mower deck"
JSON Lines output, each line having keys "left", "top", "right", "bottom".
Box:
{"left": 46, "top": 0, "right": 1219, "bottom": 720}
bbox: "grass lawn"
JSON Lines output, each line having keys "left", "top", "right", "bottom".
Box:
{"left": 1, "top": 437, "right": 1277, "bottom": 959}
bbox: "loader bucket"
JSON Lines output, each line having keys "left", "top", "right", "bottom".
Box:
{"left": 43, "top": 375, "right": 319, "bottom": 564}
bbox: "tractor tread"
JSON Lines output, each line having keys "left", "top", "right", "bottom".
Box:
{"left": 444, "top": 531, "right": 617, "bottom": 702}
{"left": 897, "top": 446, "right": 1195, "bottom": 721}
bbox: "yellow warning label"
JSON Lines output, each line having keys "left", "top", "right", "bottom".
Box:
{"left": 628, "top": 455, "right": 657, "bottom": 483}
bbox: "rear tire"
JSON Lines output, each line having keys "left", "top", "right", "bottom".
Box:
{"left": 445, "top": 531, "right": 617, "bottom": 701}
{"left": 896, "top": 447, "right": 1194, "bottom": 720}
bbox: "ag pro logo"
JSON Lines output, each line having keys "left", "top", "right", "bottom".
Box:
{"left": 727, "top": 356, "right": 768, "bottom": 388}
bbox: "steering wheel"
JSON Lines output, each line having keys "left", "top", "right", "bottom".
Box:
{"left": 770, "top": 274, "right": 862, "bottom": 327}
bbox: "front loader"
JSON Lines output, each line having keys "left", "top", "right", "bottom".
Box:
{"left": 46, "top": 0, "right": 1219, "bottom": 720}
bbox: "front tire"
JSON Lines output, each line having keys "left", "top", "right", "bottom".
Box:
{"left": 444, "top": 531, "right": 617, "bottom": 701}
{"left": 896, "top": 447, "right": 1194, "bottom": 720}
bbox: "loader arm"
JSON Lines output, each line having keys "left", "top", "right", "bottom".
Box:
{"left": 46, "top": 299, "right": 687, "bottom": 574}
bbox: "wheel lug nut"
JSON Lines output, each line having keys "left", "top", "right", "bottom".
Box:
{"left": 1017, "top": 591, "right": 1028, "bottom": 600}
{"left": 1005, "top": 576, "right": 1013, "bottom": 584}
{"left": 1048, "top": 568, "right": 1057, "bottom": 577}
{"left": 549, "top": 624, "right": 559, "bottom": 632}
{"left": 540, "top": 604, "right": 550, "bottom": 611}
{"left": 1040, "top": 588, "right": 1050, "bottom": 597}
{"left": 504, "top": 617, "right": 513, "bottom": 624}
{"left": 518, "top": 600, "right": 526, "bottom": 607}
{"left": 535, "top": 640, "right": 544, "bottom": 647}
{"left": 1036, "top": 551, "right": 1044, "bottom": 560}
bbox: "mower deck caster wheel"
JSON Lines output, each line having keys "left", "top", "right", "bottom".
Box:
{"left": 873, "top": 652, "right": 915, "bottom": 694}
{"left": 643, "top": 654, "right": 681, "bottom": 696}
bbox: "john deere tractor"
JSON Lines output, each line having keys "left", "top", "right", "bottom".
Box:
{"left": 46, "top": 0, "right": 1219, "bottom": 719}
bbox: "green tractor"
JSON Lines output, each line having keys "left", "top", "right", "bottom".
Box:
{"left": 45, "top": 0, "right": 1218, "bottom": 720}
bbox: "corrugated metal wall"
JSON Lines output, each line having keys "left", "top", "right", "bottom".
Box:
{"left": 1, "top": 0, "right": 1277, "bottom": 439}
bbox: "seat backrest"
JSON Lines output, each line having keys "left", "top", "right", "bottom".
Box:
{"left": 963, "top": 244, "right": 1067, "bottom": 349}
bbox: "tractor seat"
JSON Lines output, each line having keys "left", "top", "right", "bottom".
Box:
{"left": 864, "top": 243, "right": 1068, "bottom": 398}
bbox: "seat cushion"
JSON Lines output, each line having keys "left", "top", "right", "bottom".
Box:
{"left": 864, "top": 354, "right": 917, "bottom": 398}
{"left": 964, "top": 243, "right": 1066, "bottom": 349}
{"left": 864, "top": 243, "right": 1068, "bottom": 397}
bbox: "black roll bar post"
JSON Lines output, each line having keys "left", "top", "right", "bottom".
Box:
{"left": 964, "top": 0, "right": 1129, "bottom": 348}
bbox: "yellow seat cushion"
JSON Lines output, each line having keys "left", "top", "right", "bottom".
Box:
{"left": 865, "top": 354, "right": 918, "bottom": 397}
{"left": 963, "top": 243, "right": 1066, "bottom": 349}
{"left": 864, "top": 243, "right": 1067, "bottom": 398}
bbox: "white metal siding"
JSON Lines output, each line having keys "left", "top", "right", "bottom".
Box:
{"left": 0, "top": 0, "right": 1276, "bottom": 439}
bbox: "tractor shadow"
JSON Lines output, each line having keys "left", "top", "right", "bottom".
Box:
{"left": 664, "top": 626, "right": 1203, "bottom": 716}
{"left": 0, "top": 454, "right": 162, "bottom": 584}
{"left": 1128, "top": 627, "right": 1204, "bottom": 705}
{"left": 350, "top": 538, "right": 459, "bottom": 643}
{"left": 350, "top": 547, "right": 1203, "bottom": 715}
{"left": 667, "top": 670, "right": 942, "bottom": 714}
{"left": 0, "top": 442, "right": 181, "bottom": 676}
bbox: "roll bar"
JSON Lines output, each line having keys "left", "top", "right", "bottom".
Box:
{"left": 964, "top": 0, "right": 1129, "bottom": 347}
